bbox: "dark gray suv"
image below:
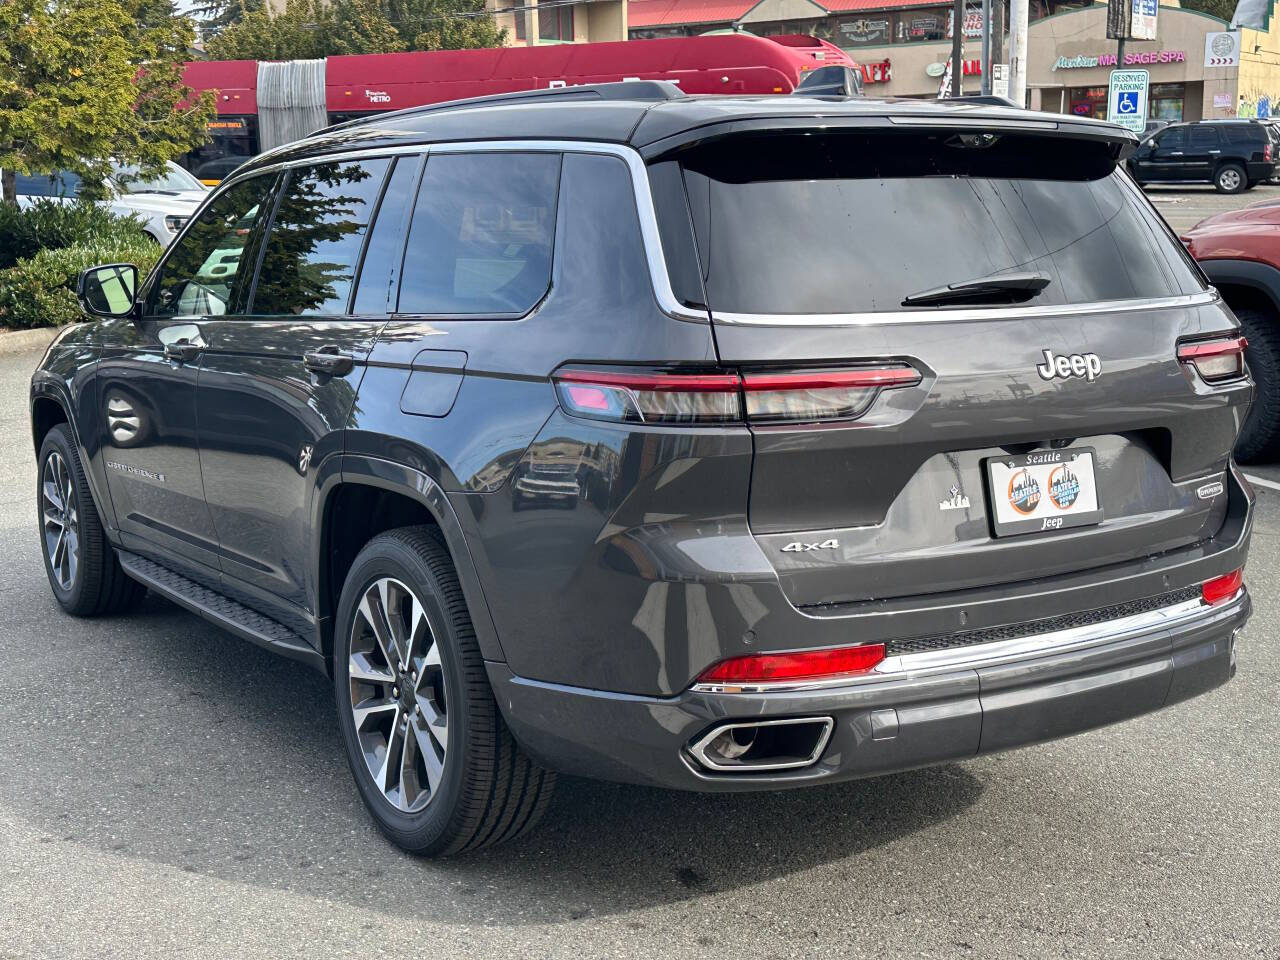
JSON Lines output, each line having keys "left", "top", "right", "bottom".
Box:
{"left": 32, "top": 84, "right": 1255, "bottom": 856}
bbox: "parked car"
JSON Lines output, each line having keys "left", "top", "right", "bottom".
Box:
{"left": 1183, "top": 199, "right": 1280, "bottom": 459}
{"left": 14, "top": 160, "right": 206, "bottom": 244}
{"left": 792, "top": 64, "right": 864, "bottom": 97}
{"left": 1128, "top": 119, "right": 1276, "bottom": 193}
{"left": 34, "top": 83, "right": 1253, "bottom": 857}
{"left": 1143, "top": 118, "right": 1170, "bottom": 138}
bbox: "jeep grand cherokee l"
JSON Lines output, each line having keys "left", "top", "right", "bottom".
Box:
{"left": 32, "top": 84, "right": 1254, "bottom": 856}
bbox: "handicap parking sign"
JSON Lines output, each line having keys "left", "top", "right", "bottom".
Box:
{"left": 1107, "top": 69, "right": 1149, "bottom": 133}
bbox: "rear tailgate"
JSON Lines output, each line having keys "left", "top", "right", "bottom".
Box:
{"left": 656, "top": 124, "right": 1249, "bottom": 609}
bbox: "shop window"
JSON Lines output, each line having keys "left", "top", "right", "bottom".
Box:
{"left": 898, "top": 10, "right": 947, "bottom": 43}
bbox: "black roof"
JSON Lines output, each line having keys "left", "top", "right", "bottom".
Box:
{"left": 238, "top": 81, "right": 1137, "bottom": 178}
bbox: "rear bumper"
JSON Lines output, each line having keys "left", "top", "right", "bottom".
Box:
{"left": 490, "top": 588, "right": 1250, "bottom": 791}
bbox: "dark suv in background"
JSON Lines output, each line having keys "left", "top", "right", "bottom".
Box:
{"left": 33, "top": 85, "right": 1254, "bottom": 857}
{"left": 1129, "top": 119, "right": 1277, "bottom": 193}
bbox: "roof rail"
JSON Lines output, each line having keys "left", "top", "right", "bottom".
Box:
{"left": 315, "top": 80, "right": 686, "bottom": 137}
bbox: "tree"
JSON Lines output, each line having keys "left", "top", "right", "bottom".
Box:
{"left": 204, "top": 0, "right": 332, "bottom": 60}
{"left": 1179, "top": 0, "right": 1237, "bottom": 23}
{"left": 203, "top": 0, "right": 503, "bottom": 60}
{"left": 189, "top": 0, "right": 265, "bottom": 41}
{"left": 0, "top": 0, "right": 215, "bottom": 205}
{"left": 388, "top": 0, "right": 505, "bottom": 51}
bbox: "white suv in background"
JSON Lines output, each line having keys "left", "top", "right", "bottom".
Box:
{"left": 13, "top": 160, "right": 206, "bottom": 245}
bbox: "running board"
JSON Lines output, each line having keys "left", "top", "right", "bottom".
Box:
{"left": 117, "top": 551, "right": 326, "bottom": 673}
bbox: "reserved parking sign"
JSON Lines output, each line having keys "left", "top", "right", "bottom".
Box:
{"left": 1107, "top": 69, "right": 1149, "bottom": 132}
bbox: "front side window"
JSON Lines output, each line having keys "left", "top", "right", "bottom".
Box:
{"left": 146, "top": 175, "right": 275, "bottom": 317}
{"left": 397, "top": 153, "right": 560, "bottom": 316}
{"left": 251, "top": 158, "right": 390, "bottom": 316}
{"left": 1155, "top": 127, "right": 1186, "bottom": 152}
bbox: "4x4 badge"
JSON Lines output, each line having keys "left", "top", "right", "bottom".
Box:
{"left": 939, "top": 485, "right": 970, "bottom": 510}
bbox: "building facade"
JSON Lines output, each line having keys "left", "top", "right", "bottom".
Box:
{"left": 488, "top": 0, "right": 628, "bottom": 44}
{"left": 623, "top": 0, "right": 1280, "bottom": 121}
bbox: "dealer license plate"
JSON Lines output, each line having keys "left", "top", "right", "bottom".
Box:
{"left": 985, "top": 448, "right": 1103, "bottom": 537}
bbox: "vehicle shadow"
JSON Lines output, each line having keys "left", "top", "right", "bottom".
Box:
{"left": 5, "top": 590, "right": 985, "bottom": 926}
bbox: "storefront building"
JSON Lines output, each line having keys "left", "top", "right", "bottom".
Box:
{"left": 626, "top": 0, "right": 1280, "bottom": 119}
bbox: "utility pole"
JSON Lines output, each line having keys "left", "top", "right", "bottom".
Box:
{"left": 981, "top": 0, "right": 992, "bottom": 95}
{"left": 1009, "top": 0, "right": 1028, "bottom": 107}
{"left": 951, "top": 0, "right": 965, "bottom": 96}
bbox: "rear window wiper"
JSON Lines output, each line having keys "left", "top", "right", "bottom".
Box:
{"left": 901, "top": 272, "right": 1052, "bottom": 307}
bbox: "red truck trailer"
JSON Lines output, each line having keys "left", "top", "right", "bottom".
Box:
{"left": 179, "top": 34, "right": 856, "bottom": 182}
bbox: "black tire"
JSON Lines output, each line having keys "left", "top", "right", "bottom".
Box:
{"left": 1235, "top": 306, "right": 1280, "bottom": 462}
{"left": 36, "top": 423, "right": 145, "bottom": 616}
{"left": 333, "top": 526, "right": 555, "bottom": 856}
{"left": 1216, "top": 163, "right": 1247, "bottom": 194}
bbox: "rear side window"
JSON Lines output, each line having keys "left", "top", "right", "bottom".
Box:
{"left": 252, "top": 157, "right": 390, "bottom": 316}
{"left": 1222, "top": 124, "right": 1262, "bottom": 146}
{"left": 397, "top": 152, "right": 560, "bottom": 316}
{"left": 15, "top": 171, "right": 80, "bottom": 198}
{"left": 675, "top": 131, "right": 1205, "bottom": 315}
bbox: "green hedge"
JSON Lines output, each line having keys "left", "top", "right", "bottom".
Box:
{"left": 0, "top": 200, "right": 148, "bottom": 270}
{"left": 0, "top": 200, "right": 159, "bottom": 330}
{"left": 0, "top": 240, "right": 161, "bottom": 330}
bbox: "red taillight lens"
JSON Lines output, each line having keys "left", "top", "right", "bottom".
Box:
{"left": 741, "top": 366, "right": 921, "bottom": 423}
{"left": 1178, "top": 335, "right": 1248, "bottom": 383}
{"left": 1202, "top": 568, "right": 1243, "bottom": 606}
{"left": 1265, "top": 143, "right": 1273, "bottom": 162}
{"left": 697, "top": 643, "right": 887, "bottom": 686}
{"left": 553, "top": 368, "right": 741, "bottom": 425}
{"left": 552, "top": 365, "right": 921, "bottom": 426}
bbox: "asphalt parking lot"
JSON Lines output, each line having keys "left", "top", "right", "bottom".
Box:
{"left": 1, "top": 186, "right": 1278, "bottom": 959}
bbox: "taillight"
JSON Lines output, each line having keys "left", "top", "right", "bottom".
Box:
{"left": 1265, "top": 143, "right": 1273, "bottom": 162}
{"left": 552, "top": 364, "right": 920, "bottom": 426}
{"left": 1202, "top": 568, "right": 1243, "bottom": 606}
{"left": 1178, "top": 335, "right": 1248, "bottom": 383}
{"left": 741, "top": 366, "right": 921, "bottom": 423}
{"left": 697, "top": 643, "right": 886, "bottom": 686}
{"left": 553, "top": 369, "right": 740, "bottom": 425}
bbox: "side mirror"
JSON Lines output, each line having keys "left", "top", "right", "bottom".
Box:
{"left": 77, "top": 263, "right": 138, "bottom": 319}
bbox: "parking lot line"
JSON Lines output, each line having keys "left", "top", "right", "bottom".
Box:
{"left": 1244, "top": 473, "right": 1280, "bottom": 492}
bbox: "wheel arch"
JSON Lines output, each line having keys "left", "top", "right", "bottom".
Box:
{"left": 1201, "top": 259, "right": 1280, "bottom": 316}
{"left": 315, "top": 455, "right": 505, "bottom": 668}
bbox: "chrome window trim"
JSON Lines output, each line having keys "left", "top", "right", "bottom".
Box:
{"left": 219, "top": 139, "right": 710, "bottom": 324}
{"left": 691, "top": 591, "right": 1242, "bottom": 694}
{"left": 706, "top": 290, "right": 1221, "bottom": 328}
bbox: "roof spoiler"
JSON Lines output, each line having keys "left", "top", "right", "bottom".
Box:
{"left": 315, "top": 80, "right": 686, "bottom": 137}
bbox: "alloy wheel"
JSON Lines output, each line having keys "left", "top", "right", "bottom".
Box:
{"left": 41, "top": 451, "right": 79, "bottom": 590}
{"left": 1220, "top": 168, "right": 1242, "bottom": 191}
{"left": 348, "top": 577, "right": 448, "bottom": 813}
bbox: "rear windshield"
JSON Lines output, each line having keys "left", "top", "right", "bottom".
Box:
{"left": 673, "top": 131, "right": 1205, "bottom": 315}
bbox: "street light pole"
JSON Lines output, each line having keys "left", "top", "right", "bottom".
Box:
{"left": 981, "top": 0, "right": 992, "bottom": 95}
{"left": 1009, "top": 0, "right": 1029, "bottom": 106}
{"left": 951, "top": 0, "right": 965, "bottom": 96}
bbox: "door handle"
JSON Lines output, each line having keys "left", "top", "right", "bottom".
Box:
{"left": 163, "top": 340, "right": 201, "bottom": 364}
{"left": 1209, "top": 150, "right": 1221, "bottom": 154}
{"left": 304, "top": 347, "right": 355, "bottom": 377}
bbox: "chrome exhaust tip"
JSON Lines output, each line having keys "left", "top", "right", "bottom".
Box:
{"left": 687, "top": 717, "right": 834, "bottom": 773}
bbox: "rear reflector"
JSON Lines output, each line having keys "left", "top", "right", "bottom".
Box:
{"left": 552, "top": 364, "right": 920, "bottom": 426}
{"left": 1202, "top": 568, "right": 1243, "bottom": 606}
{"left": 697, "top": 643, "right": 886, "bottom": 685}
{"left": 1178, "top": 335, "right": 1248, "bottom": 383}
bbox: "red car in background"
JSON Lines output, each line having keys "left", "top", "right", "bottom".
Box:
{"left": 1183, "top": 199, "right": 1280, "bottom": 460}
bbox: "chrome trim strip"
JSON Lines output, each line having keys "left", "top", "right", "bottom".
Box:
{"left": 691, "top": 592, "right": 1242, "bottom": 694}
{"left": 220, "top": 139, "right": 708, "bottom": 325}
{"left": 687, "top": 717, "right": 834, "bottom": 772}
{"left": 706, "top": 291, "right": 1220, "bottom": 328}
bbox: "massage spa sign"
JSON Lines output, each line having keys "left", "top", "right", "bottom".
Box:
{"left": 1053, "top": 49, "right": 1187, "bottom": 70}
